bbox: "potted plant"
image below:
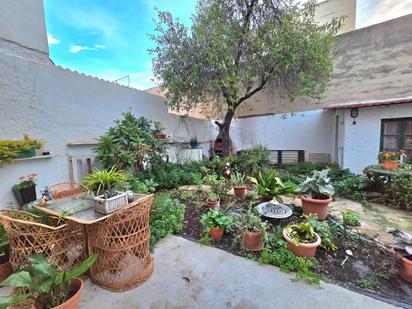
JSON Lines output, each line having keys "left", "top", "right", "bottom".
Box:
{"left": 390, "top": 230, "right": 412, "bottom": 283}
{"left": 82, "top": 167, "right": 128, "bottom": 214}
{"left": 190, "top": 136, "right": 198, "bottom": 149}
{"left": 0, "top": 253, "right": 97, "bottom": 309}
{"left": 153, "top": 121, "right": 167, "bottom": 140}
{"left": 207, "top": 192, "right": 220, "bottom": 209}
{"left": 299, "top": 169, "right": 335, "bottom": 220}
{"left": 378, "top": 150, "right": 404, "bottom": 170}
{"left": 283, "top": 223, "right": 321, "bottom": 258}
{"left": 0, "top": 225, "right": 12, "bottom": 282}
{"left": 200, "top": 209, "right": 232, "bottom": 241}
{"left": 231, "top": 171, "right": 247, "bottom": 198}
{"left": 12, "top": 173, "right": 38, "bottom": 206}
{"left": 0, "top": 135, "right": 45, "bottom": 167}
{"left": 234, "top": 210, "right": 268, "bottom": 251}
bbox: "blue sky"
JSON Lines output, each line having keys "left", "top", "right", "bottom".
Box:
{"left": 44, "top": 0, "right": 412, "bottom": 90}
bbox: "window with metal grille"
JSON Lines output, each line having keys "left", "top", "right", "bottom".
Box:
{"left": 380, "top": 118, "right": 412, "bottom": 157}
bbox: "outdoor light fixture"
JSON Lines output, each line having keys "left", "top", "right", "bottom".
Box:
{"left": 350, "top": 108, "right": 359, "bottom": 124}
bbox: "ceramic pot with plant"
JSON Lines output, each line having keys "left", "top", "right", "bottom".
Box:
{"left": 390, "top": 229, "right": 412, "bottom": 283}
{"left": 207, "top": 192, "right": 220, "bottom": 209}
{"left": 283, "top": 223, "right": 321, "bottom": 258}
{"left": 379, "top": 150, "right": 403, "bottom": 170}
{"left": 299, "top": 169, "right": 334, "bottom": 220}
{"left": 153, "top": 121, "right": 167, "bottom": 140}
{"left": 231, "top": 171, "right": 247, "bottom": 198}
{"left": 190, "top": 136, "right": 199, "bottom": 149}
{"left": 0, "top": 225, "right": 12, "bottom": 282}
{"left": 234, "top": 210, "right": 268, "bottom": 251}
{"left": 11, "top": 173, "right": 38, "bottom": 206}
{"left": 0, "top": 253, "right": 97, "bottom": 309}
{"left": 201, "top": 209, "right": 232, "bottom": 241}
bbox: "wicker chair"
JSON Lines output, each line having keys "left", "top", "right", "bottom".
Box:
{"left": 49, "top": 182, "right": 84, "bottom": 200}
{"left": 87, "top": 194, "right": 154, "bottom": 291}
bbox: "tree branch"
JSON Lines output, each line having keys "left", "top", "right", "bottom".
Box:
{"left": 236, "top": 67, "right": 275, "bottom": 106}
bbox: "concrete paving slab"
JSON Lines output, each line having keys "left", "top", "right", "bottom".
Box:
{"left": 79, "top": 236, "right": 397, "bottom": 309}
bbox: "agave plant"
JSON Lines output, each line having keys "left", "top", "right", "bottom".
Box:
{"left": 300, "top": 169, "right": 335, "bottom": 199}
{"left": 391, "top": 230, "right": 412, "bottom": 255}
{"left": 82, "top": 166, "right": 127, "bottom": 196}
{"left": 231, "top": 170, "right": 246, "bottom": 187}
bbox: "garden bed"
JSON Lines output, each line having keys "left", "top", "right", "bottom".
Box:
{"left": 173, "top": 189, "right": 412, "bottom": 307}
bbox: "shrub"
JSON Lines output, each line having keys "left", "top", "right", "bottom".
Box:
{"left": 342, "top": 209, "right": 362, "bottom": 227}
{"left": 304, "top": 214, "right": 337, "bottom": 251}
{"left": 387, "top": 164, "right": 412, "bottom": 211}
{"left": 278, "top": 162, "right": 337, "bottom": 178}
{"left": 150, "top": 193, "right": 185, "bottom": 249}
{"left": 233, "top": 145, "right": 270, "bottom": 176}
{"left": 332, "top": 173, "right": 366, "bottom": 201}
{"left": 0, "top": 135, "right": 45, "bottom": 167}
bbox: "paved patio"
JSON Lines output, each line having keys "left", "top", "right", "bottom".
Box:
{"left": 79, "top": 235, "right": 396, "bottom": 309}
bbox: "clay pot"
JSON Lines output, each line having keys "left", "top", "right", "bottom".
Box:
{"left": 242, "top": 231, "right": 264, "bottom": 251}
{"left": 0, "top": 261, "right": 13, "bottom": 282}
{"left": 301, "top": 195, "right": 332, "bottom": 220}
{"left": 233, "top": 186, "right": 246, "bottom": 199}
{"left": 259, "top": 195, "right": 273, "bottom": 203}
{"left": 207, "top": 199, "right": 220, "bottom": 209}
{"left": 283, "top": 229, "right": 321, "bottom": 258}
{"left": 209, "top": 227, "right": 224, "bottom": 241}
{"left": 383, "top": 160, "right": 399, "bottom": 170}
{"left": 399, "top": 255, "right": 412, "bottom": 284}
{"left": 33, "top": 278, "right": 84, "bottom": 309}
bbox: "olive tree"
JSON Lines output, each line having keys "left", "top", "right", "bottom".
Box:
{"left": 149, "top": 0, "right": 342, "bottom": 155}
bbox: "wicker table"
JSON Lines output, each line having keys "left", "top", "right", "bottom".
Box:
{"left": 35, "top": 194, "right": 154, "bottom": 291}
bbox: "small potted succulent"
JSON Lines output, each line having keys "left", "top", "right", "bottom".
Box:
{"left": 82, "top": 167, "right": 128, "bottom": 214}
{"left": 234, "top": 210, "right": 268, "bottom": 251}
{"left": 190, "top": 136, "right": 199, "bottom": 149}
{"left": 0, "top": 225, "right": 12, "bottom": 282}
{"left": 231, "top": 171, "right": 247, "bottom": 198}
{"left": 390, "top": 230, "right": 412, "bottom": 283}
{"left": 283, "top": 223, "right": 321, "bottom": 258}
{"left": 378, "top": 150, "right": 404, "bottom": 170}
{"left": 0, "top": 253, "right": 97, "bottom": 309}
{"left": 299, "top": 169, "right": 335, "bottom": 220}
{"left": 207, "top": 192, "right": 220, "bottom": 209}
{"left": 200, "top": 209, "right": 232, "bottom": 241}
{"left": 12, "top": 173, "right": 38, "bottom": 206}
{"left": 153, "top": 121, "right": 167, "bottom": 140}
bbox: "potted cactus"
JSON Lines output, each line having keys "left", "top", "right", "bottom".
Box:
{"left": 231, "top": 171, "right": 247, "bottom": 198}
{"left": 299, "top": 169, "right": 335, "bottom": 220}
{"left": 390, "top": 230, "right": 412, "bottom": 283}
{"left": 201, "top": 209, "right": 232, "bottom": 241}
{"left": 283, "top": 222, "right": 321, "bottom": 258}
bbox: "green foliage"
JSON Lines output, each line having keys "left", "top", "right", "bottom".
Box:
{"left": 330, "top": 169, "right": 366, "bottom": 201}
{"left": 94, "top": 112, "right": 167, "bottom": 173}
{"left": 82, "top": 167, "right": 127, "bottom": 196}
{"left": 387, "top": 164, "right": 412, "bottom": 211}
{"left": 231, "top": 170, "right": 246, "bottom": 186}
{"left": 233, "top": 146, "right": 270, "bottom": 176}
{"left": 300, "top": 169, "right": 335, "bottom": 199}
{"left": 284, "top": 223, "right": 316, "bottom": 244}
{"left": 199, "top": 234, "right": 212, "bottom": 246}
{"left": 0, "top": 254, "right": 97, "bottom": 308}
{"left": 0, "top": 225, "right": 9, "bottom": 258}
{"left": 355, "top": 277, "right": 379, "bottom": 289}
{"left": 304, "top": 215, "right": 337, "bottom": 251}
{"left": 279, "top": 162, "right": 336, "bottom": 178}
{"left": 150, "top": 193, "right": 185, "bottom": 249}
{"left": 204, "top": 174, "right": 228, "bottom": 198}
{"left": 249, "top": 170, "right": 299, "bottom": 201}
{"left": 342, "top": 209, "right": 361, "bottom": 227}
{"left": 0, "top": 135, "right": 45, "bottom": 167}
{"left": 201, "top": 209, "right": 232, "bottom": 230}
{"left": 207, "top": 192, "right": 219, "bottom": 202}
{"left": 233, "top": 208, "right": 268, "bottom": 233}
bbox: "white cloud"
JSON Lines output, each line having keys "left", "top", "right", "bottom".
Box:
{"left": 47, "top": 33, "right": 60, "bottom": 45}
{"left": 366, "top": 0, "right": 412, "bottom": 27}
{"left": 69, "top": 44, "right": 105, "bottom": 53}
{"left": 94, "top": 44, "right": 105, "bottom": 49}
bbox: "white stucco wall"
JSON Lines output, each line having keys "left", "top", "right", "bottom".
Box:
{"left": 0, "top": 0, "right": 49, "bottom": 55}
{"left": 231, "top": 110, "right": 335, "bottom": 161}
{"left": 341, "top": 103, "right": 412, "bottom": 174}
{"left": 0, "top": 53, "right": 217, "bottom": 205}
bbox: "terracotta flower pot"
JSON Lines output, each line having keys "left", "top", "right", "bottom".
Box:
{"left": 301, "top": 195, "right": 332, "bottom": 220}
{"left": 233, "top": 186, "right": 246, "bottom": 198}
{"left": 283, "top": 229, "right": 321, "bottom": 258}
{"left": 0, "top": 261, "right": 13, "bottom": 282}
{"left": 399, "top": 255, "right": 412, "bottom": 284}
{"left": 383, "top": 160, "right": 399, "bottom": 170}
{"left": 209, "top": 227, "right": 224, "bottom": 241}
{"left": 33, "top": 278, "right": 84, "bottom": 309}
{"left": 207, "top": 199, "right": 220, "bottom": 209}
{"left": 242, "top": 231, "right": 264, "bottom": 251}
{"left": 259, "top": 195, "right": 273, "bottom": 203}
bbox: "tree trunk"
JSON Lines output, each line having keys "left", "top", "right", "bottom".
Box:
{"left": 220, "top": 110, "right": 235, "bottom": 156}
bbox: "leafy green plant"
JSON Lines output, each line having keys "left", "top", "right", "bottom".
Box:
{"left": 0, "top": 225, "right": 9, "bottom": 261}
{"left": 387, "top": 164, "right": 412, "bottom": 211}
{"left": 249, "top": 170, "right": 299, "bottom": 201}
{"left": 0, "top": 253, "right": 97, "bottom": 308}
{"left": 304, "top": 215, "right": 337, "bottom": 251}
{"left": 199, "top": 234, "right": 212, "bottom": 246}
{"left": 300, "top": 169, "right": 335, "bottom": 199}
{"left": 12, "top": 173, "right": 38, "bottom": 191}
{"left": 94, "top": 112, "right": 167, "bottom": 172}
{"left": 82, "top": 166, "right": 127, "bottom": 196}
{"left": 233, "top": 209, "right": 268, "bottom": 233}
{"left": 233, "top": 146, "right": 270, "bottom": 176}
{"left": 207, "top": 192, "right": 219, "bottom": 202}
{"left": 332, "top": 171, "right": 366, "bottom": 201}
{"left": 201, "top": 209, "right": 232, "bottom": 231}
{"left": 204, "top": 175, "right": 227, "bottom": 198}
{"left": 342, "top": 209, "right": 361, "bottom": 227}
{"left": 150, "top": 193, "right": 185, "bottom": 249}
{"left": 355, "top": 277, "right": 379, "bottom": 289}
{"left": 0, "top": 135, "right": 45, "bottom": 167}
{"left": 231, "top": 170, "right": 246, "bottom": 186}
{"left": 284, "top": 223, "right": 317, "bottom": 245}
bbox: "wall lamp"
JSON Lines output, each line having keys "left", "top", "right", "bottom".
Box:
{"left": 350, "top": 108, "right": 359, "bottom": 125}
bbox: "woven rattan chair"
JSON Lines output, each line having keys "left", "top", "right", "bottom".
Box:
{"left": 48, "top": 182, "right": 84, "bottom": 200}
{"left": 87, "top": 194, "right": 154, "bottom": 291}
